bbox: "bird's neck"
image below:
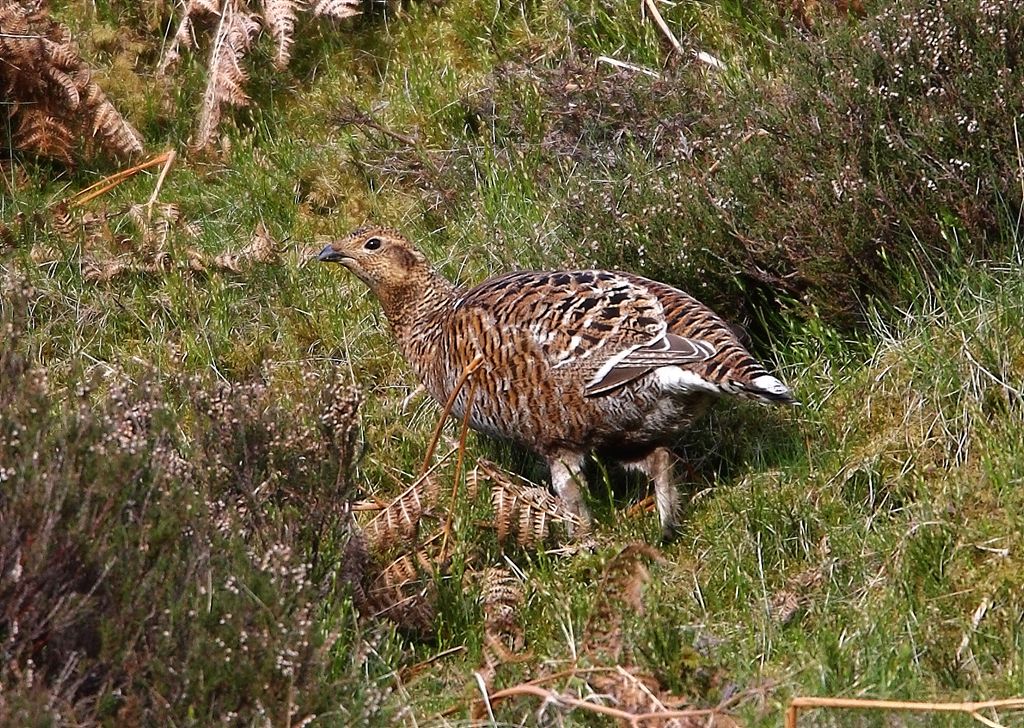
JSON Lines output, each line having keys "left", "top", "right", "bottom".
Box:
{"left": 377, "top": 268, "right": 458, "bottom": 339}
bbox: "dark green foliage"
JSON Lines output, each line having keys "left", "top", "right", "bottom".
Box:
{"left": 477, "top": 0, "right": 1023, "bottom": 327}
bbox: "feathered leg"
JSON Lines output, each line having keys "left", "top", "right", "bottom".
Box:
{"left": 633, "top": 447, "right": 680, "bottom": 541}
{"left": 548, "top": 451, "right": 591, "bottom": 534}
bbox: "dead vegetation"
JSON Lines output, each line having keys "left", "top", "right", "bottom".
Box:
{"left": 466, "top": 543, "right": 740, "bottom": 726}
{"left": 160, "top": 0, "right": 362, "bottom": 150}
{"left": 0, "top": 0, "right": 143, "bottom": 164}
{"left": 39, "top": 200, "right": 282, "bottom": 282}
{"left": 473, "top": 458, "right": 586, "bottom": 548}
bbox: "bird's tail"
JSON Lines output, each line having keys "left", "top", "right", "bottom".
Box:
{"left": 738, "top": 373, "right": 798, "bottom": 405}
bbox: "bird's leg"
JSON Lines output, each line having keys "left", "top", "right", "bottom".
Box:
{"left": 635, "top": 447, "right": 680, "bottom": 542}
{"left": 548, "top": 452, "right": 591, "bottom": 535}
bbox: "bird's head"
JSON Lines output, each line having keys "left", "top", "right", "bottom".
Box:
{"left": 317, "top": 226, "right": 430, "bottom": 295}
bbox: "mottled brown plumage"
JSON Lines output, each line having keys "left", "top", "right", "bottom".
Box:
{"left": 319, "top": 226, "right": 795, "bottom": 539}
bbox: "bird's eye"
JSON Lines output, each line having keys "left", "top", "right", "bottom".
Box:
{"left": 363, "top": 237, "right": 383, "bottom": 251}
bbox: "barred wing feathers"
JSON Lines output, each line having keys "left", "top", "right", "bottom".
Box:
{"left": 455, "top": 271, "right": 717, "bottom": 398}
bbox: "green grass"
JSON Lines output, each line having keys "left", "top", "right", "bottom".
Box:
{"left": 3, "top": 0, "right": 1024, "bottom": 724}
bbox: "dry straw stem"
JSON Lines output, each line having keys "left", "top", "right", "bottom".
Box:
{"left": 439, "top": 372, "right": 480, "bottom": 560}
{"left": 785, "top": 697, "right": 1024, "bottom": 728}
{"left": 456, "top": 666, "right": 754, "bottom": 722}
{"left": 418, "top": 354, "right": 484, "bottom": 477}
{"left": 68, "top": 150, "right": 175, "bottom": 207}
{"left": 640, "top": 0, "right": 725, "bottom": 70}
{"left": 480, "top": 683, "right": 732, "bottom": 726}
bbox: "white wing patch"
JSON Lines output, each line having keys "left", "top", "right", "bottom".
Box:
{"left": 654, "top": 366, "right": 721, "bottom": 394}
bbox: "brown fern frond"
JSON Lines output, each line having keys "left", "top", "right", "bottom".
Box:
{"left": 0, "top": 1, "right": 143, "bottom": 163}
{"left": 362, "top": 473, "right": 441, "bottom": 554}
{"left": 83, "top": 252, "right": 172, "bottom": 283}
{"left": 14, "top": 108, "right": 74, "bottom": 165}
{"left": 367, "top": 550, "right": 437, "bottom": 635}
{"left": 49, "top": 202, "right": 79, "bottom": 244}
{"left": 475, "top": 459, "right": 583, "bottom": 548}
{"left": 194, "top": 1, "right": 260, "bottom": 150}
{"left": 584, "top": 666, "right": 735, "bottom": 728}
{"left": 472, "top": 566, "right": 527, "bottom": 718}
{"left": 126, "top": 202, "right": 181, "bottom": 251}
{"left": 265, "top": 0, "right": 304, "bottom": 69}
{"left": 158, "top": 0, "right": 224, "bottom": 74}
{"left": 481, "top": 566, "right": 525, "bottom": 658}
{"left": 44, "top": 66, "right": 80, "bottom": 109}
{"left": 582, "top": 543, "right": 665, "bottom": 663}
{"left": 88, "top": 96, "right": 144, "bottom": 155}
{"left": 83, "top": 256, "right": 131, "bottom": 283}
{"left": 211, "top": 220, "right": 281, "bottom": 272}
{"left": 312, "top": 0, "right": 362, "bottom": 19}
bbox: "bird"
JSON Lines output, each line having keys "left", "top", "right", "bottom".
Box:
{"left": 318, "top": 225, "right": 795, "bottom": 540}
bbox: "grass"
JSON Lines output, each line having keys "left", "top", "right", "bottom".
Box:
{"left": 2, "top": 0, "right": 1024, "bottom": 724}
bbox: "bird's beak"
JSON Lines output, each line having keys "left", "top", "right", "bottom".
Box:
{"left": 318, "top": 243, "right": 345, "bottom": 263}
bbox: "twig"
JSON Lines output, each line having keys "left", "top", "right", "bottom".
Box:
{"left": 68, "top": 151, "right": 175, "bottom": 207}
{"left": 785, "top": 696, "right": 1024, "bottom": 728}
{"left": 626, "top": 494, "right": 656, "bottom": 516}
{"left": 398, "top": 645, "right": 466, "bottom": 682}
{"left": 418, "top": 354, "right": 484, "bottom": 478}
{"left": 485, "top": 683, "right": 727, "bottom": 725}
{"left": 439, "top": 374, "right": 480, "bottom": 561}
{"left": 596, "top": 55, "right": 661, "bottom": 78}
{"left": 641, "top": 0, "right": 725, "bottom": 70}
{"left": 446, "top": 665, "right": 757, "bottom": 719}
{"left": 146, "top": 149, "right": 177, "bottom": 219}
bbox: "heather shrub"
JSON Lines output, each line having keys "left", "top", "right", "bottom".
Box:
{"left": 0, "top": 279, "right": 403, "bottom": 726}
{"left": 479, "top": 0, "right": 1022, "bottom": 327}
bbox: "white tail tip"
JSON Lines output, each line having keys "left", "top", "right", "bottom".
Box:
{"left": 751, "top": 374, "right": 794, "bottom": 403}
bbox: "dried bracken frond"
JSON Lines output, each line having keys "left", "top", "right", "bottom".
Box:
{"left": 770, "top": 534, "right": 832, "bottom": 624}
{"left": 0, "top": 1, "right": 143, "bottom": 164}
{"left": 49, "top": 202, "right": 79, "bottom": 244}
{"left": 265, "top": 0, "right": 304, "bottom": 69}
{"left": 13, "top": 107, "right": 74, "bottom": 164}
{"left": 583, "top": 543, "right": 665, "bottom": 663}
{"left": 481, "top": 566, "right": 525, "bottom": 664}
{"left": 83, "top": 256, "right": 158, "bottom": 283}
{"left": 483, "top": 567, "right": 524, "bottom": 642}
{"left": 211, "top": 220, "right": 281, "bottom": 272}
{"left": 362, "top": 474, "right": 441, "bottom": 553}
{"left": 471, "top": 566, "right": 527, "bottom": 719}
{"left": 163, "top": 0, "right": 360, "bottom": 148}
{"left": 157, "top": 0, "right": 220, "bottom": 75}
{"left": 312, "top": 0, "right": 361, "bottom": 19}
{"left": 194, "top": 2, "right": 260, "bottom": 150}
{"left": 366, "top": 550, "right": 437, "bottom": 635}
{"left": 127, "top": 203, "right": 182, "bottom": 252}
{"left": 473, "top": 459, "right": 584, "bottom": 548}
{"left": 58, "top": 201, "right": 253, "bottom": 284}
{"left": 585, "top": 667, "right": 738, "bottom": 728}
